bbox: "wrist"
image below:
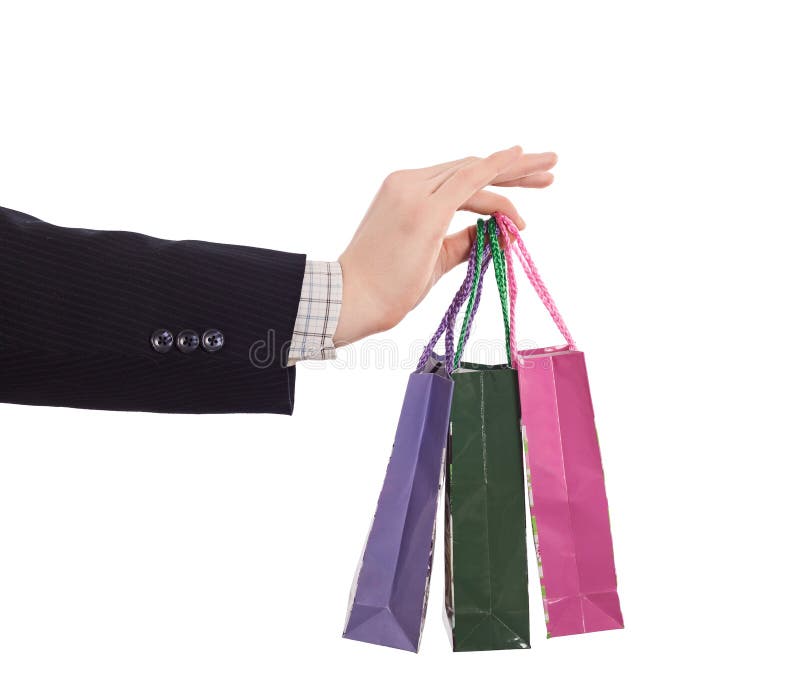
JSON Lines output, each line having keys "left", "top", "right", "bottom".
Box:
{"left": 333, "top": 259, "right": 396, "bottom": 347}
{"left": 333, "top": 260, "right": 366, "bottom": 347}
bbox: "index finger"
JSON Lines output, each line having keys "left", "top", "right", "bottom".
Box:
{"left": 433, "top": 146, "right": 524, "bottom": 208}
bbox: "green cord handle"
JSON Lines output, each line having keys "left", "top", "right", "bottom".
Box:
{"left": 453, "top": 220, "right": 485, "bottom": 367}
{"left": 453, "top": 217, "right": 513, "bottom": 369}
{"left": 487, "top": 216, "right": 512, "bottom": 365}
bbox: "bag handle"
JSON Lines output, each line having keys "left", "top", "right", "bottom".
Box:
{"left": 497, "top": 215, "right": 519, "bottom": 365}
{"left": 487, "top": 218, "right": 512, "bottom": 365}
{"left": 451, "top": 221, "right": 490, "bottom": 370}
{"left": 417, "top": 217, "right": 516, "bottom": 373}
{"left": 416, "top": 226, "right": 492, "bottom": 374}
{"left": 492, "top": 212, "right": 577, "bottom": 366}
{"left": 451, "top": 218, "right": 513, "bottom": 370}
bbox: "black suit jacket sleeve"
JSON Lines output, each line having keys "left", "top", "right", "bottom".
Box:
{"left": 0, "top": 206, "right": 306, "bottom": 414}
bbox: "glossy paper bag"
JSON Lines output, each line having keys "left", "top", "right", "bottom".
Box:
{"left": 343, "top": 235, "right": 493, "bottom": 652}
{"left": 495, "top": 212, "right": 623, "bottom": 638}
{"left": 445, "top": 362, "right": 530, "bottom": 651}
{"left": 443, "top": 220, "right": 530, "bottom": 652}
{"left": 342, "top": 363, "right": 452, "bottom": 651}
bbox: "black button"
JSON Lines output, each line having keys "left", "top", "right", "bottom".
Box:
{"left": 151, "top": 329, "right": 174, "bottom": 353}
{"left": 176, "top": 329, "right": 200, "bottom": 353}
{"left": 202, "top": 329, "right": 225, "bottom": 352}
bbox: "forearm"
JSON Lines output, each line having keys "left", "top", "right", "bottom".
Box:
{"left": 0, "top": 206, "right": 306, "bottom": 414}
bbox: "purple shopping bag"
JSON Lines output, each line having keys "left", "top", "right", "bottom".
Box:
{"left": 343, "top": 237, "right": 492, "bottom": 652}
{"left": 495, "top": 212, "right": 623, "bottom": 638}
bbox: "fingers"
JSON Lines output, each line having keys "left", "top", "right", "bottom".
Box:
{"left": 425, "top": 147, "right": 525, "bottom": 194}
{"left": 489, "top": 152, "right": 558, "bottom": 185}
{"left": 423, "top": 151, "right": 556, "bottom": 182}
{"left": 458, "top": 190, "right": 526, "bottom": 229}
{"left": 492, "top": 171, "right": 554, "bottom": 188}
{"left": 434, "top": 146, "right": 524, "bottom": 209}
{"left": 423, "top": 156, "right": 479, "bottom": 180}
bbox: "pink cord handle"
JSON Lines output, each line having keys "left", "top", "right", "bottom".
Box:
{"left": 501, "top": 220, "right": 518, "bottom": 365}
{"left": 493, "top": 212, "right": 577, "bottom": 366}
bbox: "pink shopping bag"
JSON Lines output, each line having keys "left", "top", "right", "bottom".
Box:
{"left": 494, "top": 212, "right": 624, "bottom": 638}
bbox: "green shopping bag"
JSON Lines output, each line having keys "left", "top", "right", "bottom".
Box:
{"left": 444, "top": 218, "right": 530, "bottom": 651}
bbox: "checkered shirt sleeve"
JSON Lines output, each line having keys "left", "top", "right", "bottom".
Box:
{"left": 287, "top": 260, "right": 343, "bottom": 365}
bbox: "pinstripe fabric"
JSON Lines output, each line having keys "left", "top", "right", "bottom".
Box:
{"left": 0, "top": 206, "right": 306, "bottom": 414}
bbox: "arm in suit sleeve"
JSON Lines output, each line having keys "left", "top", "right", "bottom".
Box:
{"left": 0, "top": 205, "right": 306, "bottom": 414}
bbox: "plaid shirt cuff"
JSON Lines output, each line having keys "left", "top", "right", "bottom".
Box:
{"left": 287, "top": 260, "right": 342, "bottom": 365}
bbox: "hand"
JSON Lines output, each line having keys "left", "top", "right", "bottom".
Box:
{"left": 334, "top": 146, "right": 557, "bottom": 346}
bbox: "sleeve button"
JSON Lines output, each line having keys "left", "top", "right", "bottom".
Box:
{"left": 176, "top": 329, "right": 200, "bottom": 353}
{"left": 202, "top": 329, "right": 225, "bottom": 352}
{"left": 150, "top": 329, "right": 174, "bottom": 353}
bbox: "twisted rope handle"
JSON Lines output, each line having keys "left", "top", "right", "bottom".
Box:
{"left": 446, "top": 240, "right": 491, "bottom": 371}
{"left": 493, "top": 212, "right": 577, "bottom": 358}
{"left": 451, "top": 218, "right": 513, "bottom": 369}
{"left": 487, "top": 218, "right": 512, "bottom": 365}
{"left": 416, "top": 228, "right": 491, "bottom": 373}
{"left": 453, "top": 221, "right": 486, "bottom": 369}
{"left": 501, "top": 218, "right": 519, "bottom": 365}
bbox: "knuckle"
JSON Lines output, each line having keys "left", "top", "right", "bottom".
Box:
{"left": 382, "top": 170, "right": 408, "bottom": 192}
{"left": 382, "top": 170, "right": 419, "bottom": 205}
{"left": 385, "top": 172, "right": 426, "bottom": 211}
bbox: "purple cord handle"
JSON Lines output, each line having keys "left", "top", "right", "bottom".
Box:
{"left": 446, "top": 246, "right": 489, "bottom": 371}
{"left": 416, "top": 236, "right": 491, "bottom": 374}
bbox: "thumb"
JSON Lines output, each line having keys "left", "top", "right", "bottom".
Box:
{"left": 439, "top": 224, "right": 477, "bottom": 275}
{"left": 440, "top": 219, "right": 520, "bottom": 275}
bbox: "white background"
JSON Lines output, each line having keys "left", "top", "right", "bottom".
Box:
{"left": 1, "top": 1, "right": 797, "bottom": 679}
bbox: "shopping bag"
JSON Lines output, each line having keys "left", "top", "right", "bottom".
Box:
{"left": 444, "top": 220, "right": 531, "bottom": 652}
{"left": 495, "top": 212, "right": 624, "bottom": 638}
{"left": 343, "top": 233, "right": 493, "bottom": 652}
